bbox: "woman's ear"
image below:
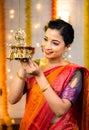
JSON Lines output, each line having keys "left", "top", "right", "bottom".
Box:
{"left": 63, "top": 45, "right": 71, "bottom": 59}
{"left": 65, "top": 44, "right": 71, "bottom": 51}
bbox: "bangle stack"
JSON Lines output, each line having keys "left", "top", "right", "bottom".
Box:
{"left": 16, "top": 72, "right": 25, "bottom": 80}
{"left": 41, "top": 84, "right": 50, "bottom": 92}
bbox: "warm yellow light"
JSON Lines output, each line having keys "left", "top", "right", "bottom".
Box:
{"left": 9, "top": 9, "right": 15, "bottom": 19}
{"left": 9, "top": 9, "right": 15, "bottom": 14}
{"left": 34, "top": 23, "right": 40, "bottom": 29}
{"left": 57, "top": 11, "right": 70, "bottom": 22}
{"left": 68, "top": 55, "right": 71, "bottom": 58}
{"left": 68, "top": 47, "right": 71, "bottom": 50}
{"left": 9, "top": 75, "right": 13, "bottom": 80}
{"left": 7, "top": 68, "right": 11, "bottom": 73}
{"left": 11, "top": 119, "right": 15, "bottom": 124}
{"left": 7, "top": 34, "right": 13, "bottom": 40}
{"left": 10, "top": 29, "right": 14, "bottom": 33}
{"left": 56, "top": 1, "right": 70, "bottom": 22}
{"left": 36, "top": 43, "right": 40, "bottom": 47}
{"left": 7, "top": 88, "right": 9, "bottom": 93}
{"left": 10, "top": 14, "right": 14, "bottom": 19}
{"left": 36, "top": 4, "right": 41, "bottom": 10}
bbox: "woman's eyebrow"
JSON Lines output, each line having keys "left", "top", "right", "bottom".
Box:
{"left": 44, "top": 35, "right": 60, "bottom": 43}
{"left": 44, "top": 35, "right": 48, "bottom": 38}
{"left": 52, "top": 39, "right": 61, "bottom": 43}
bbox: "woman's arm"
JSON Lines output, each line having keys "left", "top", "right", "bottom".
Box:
{"left": 35, "top": 69, "right": 82, "bottom": 117}
{"left": 21, "top": 60, "right": 72, "bottom": 116}
{"left": 8, "top": 66, "right": 26, "bottom": 104}
{"left": 35, "top": 72, "right": 72, "bottom": 117}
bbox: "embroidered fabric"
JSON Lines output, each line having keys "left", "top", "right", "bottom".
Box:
{"left": 60, "top": 70, "right": 82, "bottom": 104}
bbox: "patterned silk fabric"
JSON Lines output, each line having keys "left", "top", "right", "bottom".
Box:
{"left": 19, "top": 63, "right": 89, "bottom": 130}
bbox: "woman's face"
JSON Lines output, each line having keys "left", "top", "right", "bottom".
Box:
{"left": 42, "top": 28, "right": 68, "bottom": 59}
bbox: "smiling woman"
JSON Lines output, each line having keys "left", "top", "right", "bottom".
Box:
{"left": 8, "top": 19, "right": 89, "bottom": 130}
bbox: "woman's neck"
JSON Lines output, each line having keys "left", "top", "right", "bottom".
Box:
{"left": 40, "top": 57, "right": 70, "bottom": 71}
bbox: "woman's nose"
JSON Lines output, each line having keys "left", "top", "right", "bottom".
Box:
{"left": 45, "top": 42, "right": 51, "bottom": 49}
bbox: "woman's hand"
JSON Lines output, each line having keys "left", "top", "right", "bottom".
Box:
{"left": 20, "top": 60, "right": 42, "bottom": 76}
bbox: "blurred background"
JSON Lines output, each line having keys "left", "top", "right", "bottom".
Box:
{"left": 0, "top": 0, "right": 89, "bottom": 129}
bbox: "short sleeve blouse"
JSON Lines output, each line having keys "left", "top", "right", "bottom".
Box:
{"left": 60, "top": 70, "right": 83, "bottom": 104}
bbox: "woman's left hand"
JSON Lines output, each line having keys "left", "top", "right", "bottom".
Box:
{"left": 21, "top": 60, "right": 42, "bottom": 76}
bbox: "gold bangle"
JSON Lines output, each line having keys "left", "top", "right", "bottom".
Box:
{"left": 16, "top": 72, "right": 25, "bottom": 80}
{"left": 41, "top": 84, "right": 50, "bottom": 92}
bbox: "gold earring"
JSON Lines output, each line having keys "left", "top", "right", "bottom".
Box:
{"left": 62, "top": 50, "right": 69, "bottom": 59}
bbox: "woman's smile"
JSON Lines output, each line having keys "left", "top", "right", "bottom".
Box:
{"left": 44, "top": 50, "right": 53, "bottom": 55}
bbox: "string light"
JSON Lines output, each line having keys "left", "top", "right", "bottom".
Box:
{"left": 36, "top": 42, "right": 40, "bottom": 47}
{"left": 34, "top": 23, "right": 40, "bottom": 29}
{"left": 9, "top": 9, "right": 15, "bottom": 14}
{"left": 9, "top": 9, "right": 15, "bottom": 19}
{"left": 36, "top": 4, "right": 41, "bottom": 10}
{"left": 10, "top": 30, "right": 14, "bottom": 33}
{"left": 7, "top": 68, "right": 11, "bottom": 73}
{"left": 9, "top": 75, "right": 13, "bottom": 80}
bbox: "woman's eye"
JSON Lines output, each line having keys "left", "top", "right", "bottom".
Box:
{"left": 52, "top": 41, "right": 59, "bottom": 45}
{"left": 43, "top": 37, "right": 48, "bottom": 41}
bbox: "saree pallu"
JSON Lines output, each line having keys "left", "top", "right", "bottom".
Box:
{"left": 19, "top": 63, "right": 89, "bottom": 130}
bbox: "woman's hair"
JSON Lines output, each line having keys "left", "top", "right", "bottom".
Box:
{"left": 44, "top": 19, "right": 74, "bottom": 46}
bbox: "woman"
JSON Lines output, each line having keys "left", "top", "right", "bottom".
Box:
{"left": 9, "top": 19, "right": 89, "bottom": 130}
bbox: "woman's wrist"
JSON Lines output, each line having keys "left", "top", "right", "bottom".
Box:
{"left": 16, "top": 72, "right": 25, "bottom": 80}
{"left": 17, "top": 67, "right": 27, "bottom": 79}
{"left": 36, "top": 72, "right": 50, "bottom": 91}
{"left": 41, "top": 84, "right": 50, "bottom": 92}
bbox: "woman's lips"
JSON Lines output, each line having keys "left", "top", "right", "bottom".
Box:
{"left": 44, "top": 50, "right": 53, "bottom": 55}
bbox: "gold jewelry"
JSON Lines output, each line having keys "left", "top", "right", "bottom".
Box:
{"left": 16, "top": 72, "right": 25, "bottom": 80}
{"left": 41, "top": 84, "right": 50, "bottom": 92}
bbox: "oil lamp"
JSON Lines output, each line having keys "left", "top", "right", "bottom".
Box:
{"left": 7, "top": 0, "right": 35, "bottom": 62}
{"left": 7, "top": 28, "right": 35, "bottom": 62}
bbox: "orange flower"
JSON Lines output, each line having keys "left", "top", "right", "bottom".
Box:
{"left": 51, "top": 0, "right": 57, "bottom": 19}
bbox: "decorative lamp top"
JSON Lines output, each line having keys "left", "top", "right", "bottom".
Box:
{"left": 15, "top": 29, "right": 25, "bottom": 42}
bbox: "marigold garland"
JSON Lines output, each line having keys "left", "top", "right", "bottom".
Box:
{"left": 84, "top": 0, "right": 89, "bottom": 69}
{"left": 0, "top": 0, "right": 12, "bottom": 127}
{"left": 25, "top": 0, "right": 32, "bottom": 45}
{"left": 51, "top": 0, "right": 57, "bottom": 19}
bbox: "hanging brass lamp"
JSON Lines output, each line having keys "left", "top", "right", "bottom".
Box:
{"left": 7, "top": 0, "right": 35, "bottom": 62}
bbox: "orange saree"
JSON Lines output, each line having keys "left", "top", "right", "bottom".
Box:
{"left": 19, "top": 63, "right": 89, "bottom": 130}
